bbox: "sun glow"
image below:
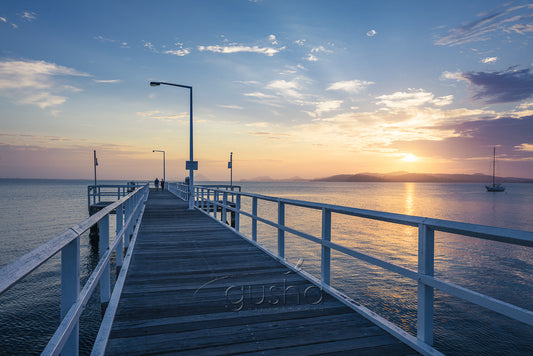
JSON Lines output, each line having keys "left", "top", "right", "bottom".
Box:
{"left": 402, "top": 153, "right": 418, "bottom": 162}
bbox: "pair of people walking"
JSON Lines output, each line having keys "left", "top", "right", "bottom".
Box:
{"left": 154, "top": 178, "right": 165, "bottom": 191}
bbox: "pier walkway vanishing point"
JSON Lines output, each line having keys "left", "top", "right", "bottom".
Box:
{"left": 100, "top": 189, "right": 417, "bottom": 355}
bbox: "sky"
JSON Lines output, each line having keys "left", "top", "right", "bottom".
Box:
{"left": 1, "top": 0, "right": 533, "bottom": 181}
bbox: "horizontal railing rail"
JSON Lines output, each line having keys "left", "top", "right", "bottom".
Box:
{"left": 193, "top": 186, "right": 533, "bottom": 356}
{"left": 167, "top": 182, "right": 189, "bottom": 201}
{"left": 87, "top": 184, "right": 138, "bottom": 210}
{"left": 0, "top": 184, "right": 150, "bottom": 356}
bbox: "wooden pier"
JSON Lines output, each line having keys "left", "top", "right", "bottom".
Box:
{"left": 104, "top": 190, "right": 416, "bottom": 355}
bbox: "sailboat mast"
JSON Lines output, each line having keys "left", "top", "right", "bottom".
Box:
{"left": 492, "top": 146, "right": 496, "bottom": 186}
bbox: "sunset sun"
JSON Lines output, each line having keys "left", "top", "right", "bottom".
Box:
{"left": 402, "top": 153, "right": 418, "bottom": 162}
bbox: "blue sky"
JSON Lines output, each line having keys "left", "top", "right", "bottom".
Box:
{"left": 1, "top": 0, "right": 532, "bottom": 180}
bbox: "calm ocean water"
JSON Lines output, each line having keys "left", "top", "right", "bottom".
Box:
{"left": 1, "top": 179, "right": 532, "bottom": 355}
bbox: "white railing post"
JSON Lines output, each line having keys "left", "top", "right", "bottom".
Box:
{"left": 116, "top": 203, "right": 123, "bottom": 267}
{"left": 99, "top": 215, "right": 110, "bottom": 305}
{"left": 321, "top": 208, "right": 332, "bottom": 286}
{"left": 235, "top": 194, "right": 241, "bottom": 231}
{"left": 222, "top": 191, "right": 227, "bottom": 224}
{"left": 201, "top": 188, "right": 205, "bottom": 210}
{"left": 124, "top": 198, "right": 130, "bottom": 248}
{"left": 252, "top": 197, "right": 258, "bottom": 242}
{"left": 214, "top": 190, "right": 219, "bottom": 219}
{"left": 61, "top": 237, "right": 80, "bottom": 355}
{"left": 278, "top": 201, "right": 285, "bottom": 259}
{"left": 417, "top": 223, "right": 435, "bottom": 346}
{"left": 206, "top": 190, "right": 211, "bottom": 216}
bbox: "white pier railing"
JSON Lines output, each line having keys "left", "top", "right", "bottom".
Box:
{"left": 88, "top": 182, "right": 148, "bottom": 210}
{"left": 192, "top": 186, "right": 533, "bottom": 356}
{"left": 0, "top": 184, "right": 149, "bottom": 356}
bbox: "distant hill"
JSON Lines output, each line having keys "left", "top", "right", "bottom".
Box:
{"left": 314, "top": 172, "right": 533, "bottom": 183}
{"left": 238, "top": 176, "right": 308, "bottom": 182}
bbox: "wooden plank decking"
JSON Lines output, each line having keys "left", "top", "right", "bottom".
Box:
{"left": 105, "top": 189, "right": 416, "bottom": 355}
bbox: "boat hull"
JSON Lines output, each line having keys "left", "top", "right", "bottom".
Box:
{"left": 486, "top": 184, "right": 505, "bottom": 192}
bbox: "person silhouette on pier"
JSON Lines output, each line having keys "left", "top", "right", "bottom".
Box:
{"left": 154, "top": 177, "right": 159, "bottom": 191}
{"left": 160, "top": 179, "right": 165, "bottom": 191}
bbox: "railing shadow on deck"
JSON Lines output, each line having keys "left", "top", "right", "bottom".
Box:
{"left": 0, "top": 184, "right": 149, "bottom": 356}
{"left": 180, "top": 185, "right": 533, "bottom": 356}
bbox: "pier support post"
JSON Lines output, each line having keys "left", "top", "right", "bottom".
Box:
{"left": 61, "top": 237, "right": 79, "bottom": 355}
{"left": 278, "top": 201, "right": 285, "bottom": 259}
{"left": 417, "top": 223, "right": 434, "bottom": 346}
{"left": 321, "top": 208, "right": 332, "bottom": 286}
{"left": 89, "top": 206, "right": 99, "bottom": 244}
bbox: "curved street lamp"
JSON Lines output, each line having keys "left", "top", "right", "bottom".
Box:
{"left": 149, "top": 81, "right": 196, "bottom": 210}
{"left": 152, "top": 149, "right": 165, "bottom": 183}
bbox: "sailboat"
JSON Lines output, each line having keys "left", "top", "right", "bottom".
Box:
{"left": 486, "top": 146, "right": 505, "bottom": 192}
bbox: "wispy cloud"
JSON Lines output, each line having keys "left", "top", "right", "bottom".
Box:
{"left": 143, "top": 41, "right": 157, "bottom": 52}
{"left": 164, "top": 48, "right": 191, "bottom": 56}
{"left": 440, "top": 70, "right": 463, "bottom": 80}
{"left": 198, "top": 44, "right": 284, "bottom": 56}
{"left": 218, "top": 104, "right": 243, "bottom": 110}
{"left": 435, "top": 4, "right": 533, "bottom": 46}
{"left": 516, "top": 143, "right": 533, "bottom": 152}
{"left": 390, "top": 116, "right": 533, "bottom": 163}
{"left": 305, "top": 45, "right": 332, "bottom": 62}
{"left": 266, "top": 79, "right": 303, "bottom": 98}
{"left": 94, "top": 35, "right": 129, "bottom": 48}
{"left": 1, "top": 16, "right": 19, "bottom": 29}
{"left": 93, "top": 79, "right": 121, "bottom": 83}
{"left": 243, "top": 92, "right": 276, "bottom": 99}
{"left": 136, "top": 110, "right": 188, "bottom": 122}
{"left": 314, "top": 100, "right": 343, "bottom": 116}
{"left": 481, "top": 56, "right": 498, "bottom": 64}
{"left": 94, "top": 35, "right": 116, "bottom": 43}
{"left": 0, "top": 59, "right": 90, "bottom": 109}
{"left": 292, "top": 103, "right": 494, "bottom": 158}
{"left": 460, "top": 67, "right": 533, "bottom": 103}
{"left": 327, "top": 79, "right": 374, "bottom": 93}
{"left": 20, "top": 11, "right": 37, "bottom": 22}
{"left": 376, "top": 89, "right": 453, "bottom": 109}
{"left": 504, "top": 23, "right": 533, "bottom": 35}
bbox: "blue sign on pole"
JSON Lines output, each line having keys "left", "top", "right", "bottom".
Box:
{"left": 186, "top": 161, "right": 198, "bottom": 170}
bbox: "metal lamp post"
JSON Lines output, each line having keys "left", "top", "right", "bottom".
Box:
{"left": 150, "top": 81, "right": 197, "bottom": 210}
{"left": 152, "top": 149, "right": 166, "bottom": 183}
{"left": 228, "top": 152, "right": 233, "bottom": 187}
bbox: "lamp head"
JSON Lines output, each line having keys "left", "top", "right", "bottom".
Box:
{"left": 150, "top": 81, "right": 161, "bottom": 87}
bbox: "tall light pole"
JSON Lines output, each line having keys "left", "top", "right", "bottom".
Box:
{"left": 150, "top": 81, "right": 197, "bottom": 210}
{"left": 153, "top": 149, "right": 165, "bottom": 183}
{"left": 228, "top": 152, "right": 233, "bottom": 187}
{"left": 93, "top": 150, "right": 98, "bottom": 186}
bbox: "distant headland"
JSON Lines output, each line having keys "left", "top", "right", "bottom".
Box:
{"left": 238, "top": 172, "right": 533, "bottom": 183}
